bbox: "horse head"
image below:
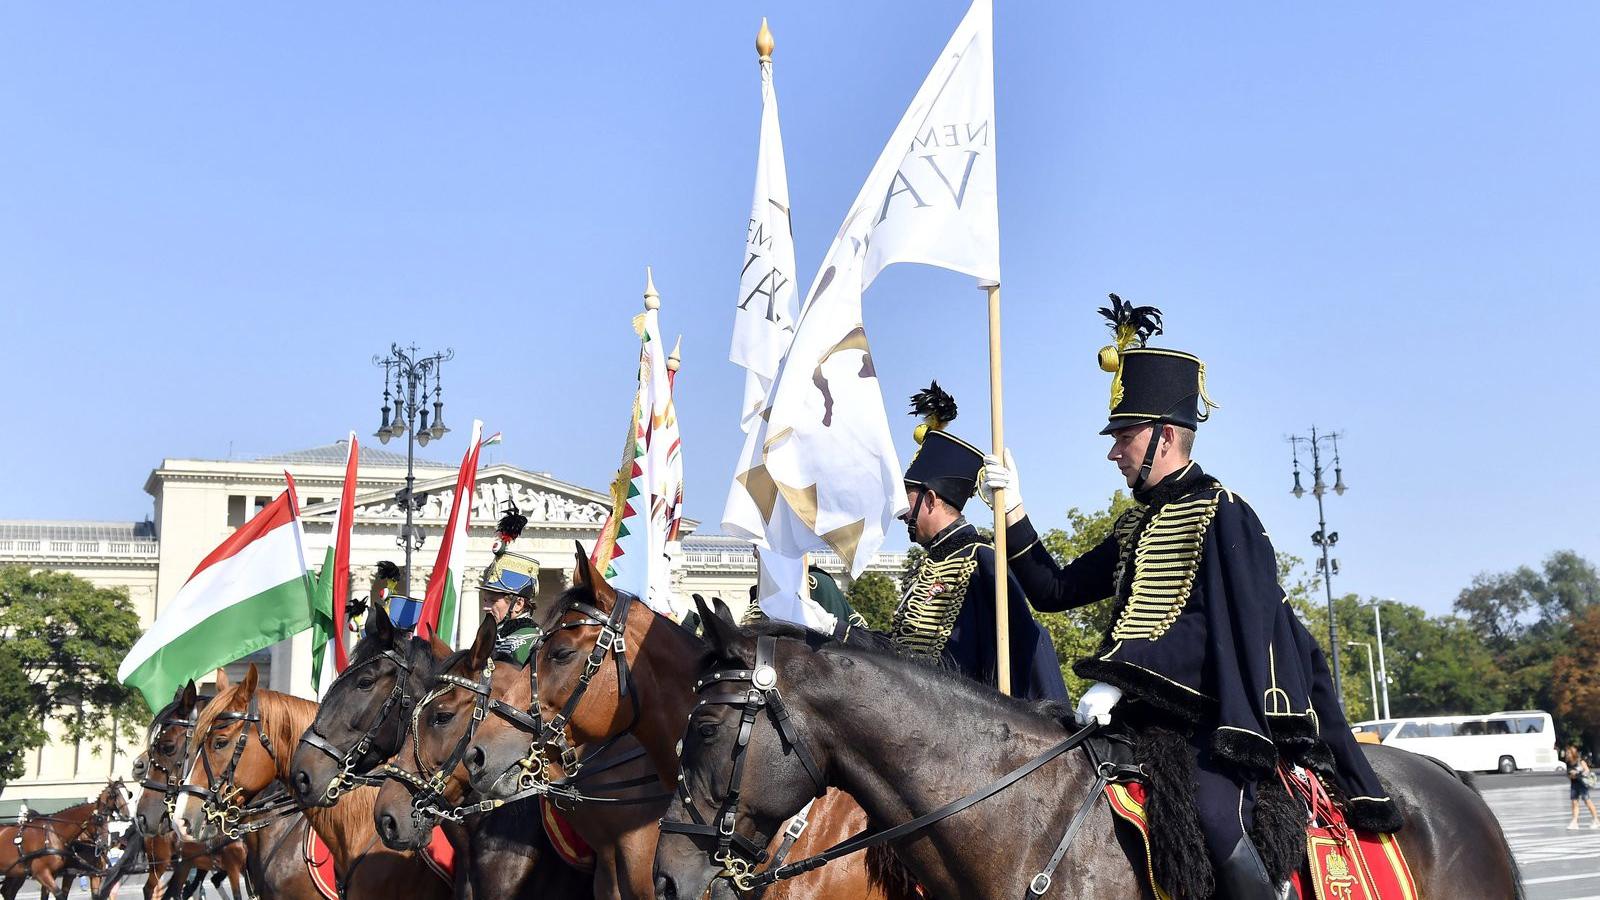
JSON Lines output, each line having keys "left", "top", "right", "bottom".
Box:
{"left": 654, "top": 603, "right": 835, "bottom": 900}
{"left": 134, "top": 680, "right": 204, "bottom": 835}
{"left": 372, "top": 614, "right": 506, "bottom": 849}
{"left": 178, "top": 664, "right": 277, "bottom": 842}
{"left": 290, "top": 606, "right": 444, "bottom": 808}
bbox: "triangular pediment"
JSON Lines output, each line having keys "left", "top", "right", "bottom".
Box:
{"left": 304, "top": 464, "right": 613, "bottom": 529}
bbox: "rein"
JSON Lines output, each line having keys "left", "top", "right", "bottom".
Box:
{"left": 296, "top": 645, "right": 419, "bottom": 802}
{"left": 186, "top": 694, "right": 299, "bottom": 840}
{"left": 661, "top": 634, "right": 1113, "bottom": 895}
{"left": 142, "top": 696, "right": 211, "bottom": 829}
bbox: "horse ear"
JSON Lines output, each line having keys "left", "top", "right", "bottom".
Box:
{"left": 214, "top": 668, "right": 231, "bottom": 692}
{"left": 571, "top": 542, "right": 592, "bottom": 587}
{"left": 695, "top": 594, "right": 745, "bottom": 662}
{"left": 468, "top": 614, "right": 497, "bottom": 670}
{"left": 180, "top": 680, "right": 197, "bottom": 710}
{"left": 711, "top": 596, "right": 735, "bottom": 625}
{"left": 241, "top": 663, "right": 259, "bottom": 698}
{"left": 571, "top": 541, "right": 617, "bottom": 613}
{"left": 368, "top": 603, "right": 396, "bottom": 643}
{"left": 427, "top": 630, "right": 453, "bottom": 660}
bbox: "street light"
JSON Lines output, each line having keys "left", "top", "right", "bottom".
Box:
{"left": 1346, "top": 640, "right": 1379, "bottom": 722}
{"left": 1372, "top": 598, "right": 1393, "bottom": 719}
{"left": 373, "top": 343, "right": 454, "bottom": 594}
{"left": 1289, "top": 427, "right": 1349, "bottom": 707}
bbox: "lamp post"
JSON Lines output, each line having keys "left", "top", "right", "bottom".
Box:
{"left": 1373, "top": 599, "right": 1393, "bottom": 719}
{"left": 1289, "top": 426, "right": 1348, "bottom": 706}
{"left": 1346, "top": 641, "right": 1379, "bottom": 722}
{"left": 373, "top": 344, "right": 454, "bottom": 595}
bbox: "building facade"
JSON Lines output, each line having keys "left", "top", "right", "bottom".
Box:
{"left": 0, "top": 442, "right": 906, "bottom": 804}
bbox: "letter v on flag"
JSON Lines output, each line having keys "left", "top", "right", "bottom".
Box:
{"left": 119, "top": 474, "right": 315, "bottom": 711}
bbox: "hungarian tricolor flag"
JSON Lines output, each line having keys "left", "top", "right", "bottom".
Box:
{"left": 119, "top": 475, "right": 315, "bottom": 711}
{"left": 417, "top": 420, "right": 487, "bottom": 646}
{"left": 311, "top": 434, "right": 359, "bottom": 692}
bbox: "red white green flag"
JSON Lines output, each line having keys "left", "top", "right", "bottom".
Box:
{"left": 418, "top": 420, "right": 486, "bottom": 646}
{"left": 592, "top": 270, "right": 685, "bottom": 616}
{"left": 119, "top": 475, "right": 314, "bottom": 711}
{"left": 311, "top": 434, "right": 358, "bottom": 693}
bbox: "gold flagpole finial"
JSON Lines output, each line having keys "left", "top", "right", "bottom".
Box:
{"left": 667, "top": 336, "right": 682, "bottom": 373}
{"left": 756, "top": 18, "right": 775, "bottom": 61}
{"left": 643, "top": 266, "right": 660, "bottom": 311}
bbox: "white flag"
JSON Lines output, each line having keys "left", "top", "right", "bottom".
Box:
{"left": 726, "top": 0, "right": 999, "bottom": 579}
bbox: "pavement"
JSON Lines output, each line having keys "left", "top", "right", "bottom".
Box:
{"left": 37, "top": 771, "right": 1600, "bottom": 899}
{"left": 1482, "top": 770, "right": 1600, "bottom": 900}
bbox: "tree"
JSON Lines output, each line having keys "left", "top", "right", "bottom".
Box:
{"left": 0, "top": 645, "right": 45, "bottom": 790}
{"left": 847, "top": 572, "right": 900, "bottom": 633}
{"left": 1552, "top": 605, "right": 1600, "bottom": 749}
{"left": 1032, "top": 492, "right": 1138, "bottom": 698}
{"left": 0, "top": 566, "right": 143, "bottom": 744}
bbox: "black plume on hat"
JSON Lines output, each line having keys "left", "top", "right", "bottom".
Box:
{"left": 496, "top": 500, "right": 528, "bottom": 545}
{"left": 909, "top": 381, "right": 958, "bottom": 425}
{"left": 375, "top": 560, "right": 401, "bottom": 581}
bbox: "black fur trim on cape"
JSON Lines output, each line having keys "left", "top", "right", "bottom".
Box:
{"left": 1135, "top": 724, "right": 1214, "bottom": 900}
{"left": 1250, "top": 777, "right": 1307, "bottom": 884}
{"left": 1266, "top": 712, "right": 1319, "bottom": 752}
{"left": 1346, "top": 797, "right": 1404, "bottom": 833}
{"left": 1072, "top": 659, "right": 1210, "bottom": 725}
{"left": 1212, "top": 727, "right": 1278, "bottom": 778}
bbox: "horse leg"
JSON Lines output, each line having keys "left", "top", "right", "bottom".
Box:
{"left": 1, "top": 876, "right": 19, "bottom": 900}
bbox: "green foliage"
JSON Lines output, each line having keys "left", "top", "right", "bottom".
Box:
{"left": 899, "top": 546, "right": 926, "bottom": 595}
{"left": 0, "top": 645, "right": 45, "bottom": 789}
{"left": 1033, "top": 492, "right": 1138, "bottom": 698}
{"left": 1553, "top": 605, "right": 1600, "bottom": 748}
{"left": 847, "top": 572, "right": 900, "bottom": 633}
{"left": 0, "top": 566, "right": 143, "bottom": 743}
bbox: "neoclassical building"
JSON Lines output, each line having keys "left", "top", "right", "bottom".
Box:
{"left": 0, "top": 443, "right": 905, "bottom": 804}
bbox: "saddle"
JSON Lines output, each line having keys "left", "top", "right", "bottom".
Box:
{"left": 1095, "top": 725, "right": 1418, "bottom": 900}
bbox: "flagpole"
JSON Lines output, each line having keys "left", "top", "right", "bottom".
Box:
{"left": 986, "top": 282, "right": 1011, "bottom": 696}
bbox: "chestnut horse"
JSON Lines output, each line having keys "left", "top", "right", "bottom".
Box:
{"left": 374, "top": 614, "right": 659, "bottom": 900}
{"left": 290, "top": 606, "right": 587, "bottom": 900}
{"left": 128, "top": 679, "right": 312, "bottom": 900}
{"left": 0, "top": 813, "right": 65, "bottom": 900}
{"left": 463, "top": 549, "right": 898, "bottom": 900}
{"left": 17, "top": 782, "right": 128, "bottom": 900}
{"left": 655, "top": 616, "right": 1526, "bottom": 900}
{"left": 178, "top": 664, "right": 450, "bottom": 900}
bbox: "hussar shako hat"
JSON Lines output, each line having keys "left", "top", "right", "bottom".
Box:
{"left": 1097, "top": 294, "right": 1219, "bottom": 435}
{"left": 480, "top": 500, "right": 539, "bottom": 599}
{"left": 902, "top": 382, "right": 984, "bottom": 509}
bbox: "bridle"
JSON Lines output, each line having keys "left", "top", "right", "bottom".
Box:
{"left": 659, "top": 635, "right": 826, "bottom": 891}
{"left": 296, "top": 643, "right": 420, "bottom": 802}
{"left": 140, "top": 697, "right": 209, "bottom": 829}
{"left": 184, "top": 694, "right": 298, "bottom": 840}
{"left": 661, "top": 634, "right": 1115, "bottom": 897}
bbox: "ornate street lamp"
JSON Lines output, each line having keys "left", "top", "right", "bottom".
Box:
{"left": 373, "top": 344, "right": 454, "bottom": 594}
{"left": 1289, "top": 427, "right": 1349, "bottom": 706}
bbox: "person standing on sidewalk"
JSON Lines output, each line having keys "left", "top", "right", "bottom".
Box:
{"left": 1566, "top": 745, "right": 1599, "bottom": 829}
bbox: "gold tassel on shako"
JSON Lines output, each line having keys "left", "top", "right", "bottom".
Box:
{"left": 908, "top": 381, "right": 958, "bottom": 445}
{"left": 1097, "top": 294, "right": 1164, "bottom": 409}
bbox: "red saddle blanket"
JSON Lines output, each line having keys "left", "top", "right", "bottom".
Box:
{"left": 541, "top": 798, "right": 596, "bottom": 873}
{"left": 1105, "top": 781, "right": 1417, "bottom": 900}
{"left": 303, "top": 825, "right": 454, "bottom": 900}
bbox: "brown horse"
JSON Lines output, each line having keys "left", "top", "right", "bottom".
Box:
{"left": 16, "top": 782, "right": 129, "bottom": 900}
{"left": 463, "top": 550, "right": 893, "bottom": 900}
{"left": 291, "top": 605, "right": 588, "bottom": 900}
{"left": 655, "top": 616, "right": 1527, "bottom": 900}
{"left": 374, "top": 614, "right": 658, "bottom": 900}
{"left": 178, "top": 664, "right": 450, "bottom": 900}
{"left": 0, "top": 813, "right": 66, "bottom": 900}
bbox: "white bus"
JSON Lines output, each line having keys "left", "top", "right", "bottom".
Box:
{"left": 1350, "top": 710, "right": 1560, "bottom": 774}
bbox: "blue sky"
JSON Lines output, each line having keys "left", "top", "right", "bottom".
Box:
{"left": 4, "top": 3, "right": 1597, "bottom": 616}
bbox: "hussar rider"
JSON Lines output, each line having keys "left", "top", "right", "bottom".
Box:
{"left": 890, "top": 383, "right": 1068, "bottom": 702}
{"left": 980, "top": 297, "right": 1401, "bottom": 899}
{"left": 479, "top": 501, "right": 542, "bottom": 665}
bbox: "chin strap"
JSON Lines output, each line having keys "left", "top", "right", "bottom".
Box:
{"left": 1132, "top": 421, "right": 1164, "bottom": 492}
{"left": 904, "top": 488, "right": 932, "bottom": 544}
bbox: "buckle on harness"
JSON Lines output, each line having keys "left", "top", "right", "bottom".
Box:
{"left": 784, "top": 815, "right": 808, "bottom": 840}
{"left": 1029, "top": 872, "right": 1051, "bottom": 895}
{"left": 596, "top": 628, "right": 622, "bottom": 654}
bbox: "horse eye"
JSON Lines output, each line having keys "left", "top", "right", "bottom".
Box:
{"left": 432, "top": 710, "right": 456, "bottom": 726}
{"left": 157, "top": 743, "right": 175, "bottom": 756}
{"left": 552, "top": 647, "right": 578, "bottom": 663}
{"left": 697, "top": 723, "right": 718, "bottom": 740}
{"left": 212, "top": 738, "right": 228, "bottom": 750}
{"left": 356, "top": 677, "right": 377, "bottom": 691}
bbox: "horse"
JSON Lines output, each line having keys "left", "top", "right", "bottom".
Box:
{"left": 177, "top": 664, "right": 451, "bottom": 900}
{"left": 16, "top": 781, "right": 129, "bottom": 900}
{"left": 464, "top": 548, "right": 896, "bottom": 900}
{"left": 0, "top": 810, "right": 66, "bottom": 900}
{"left": 290, "top": 606, "right": 586, "bottom": 900}
{"left": 653, "top": 612, "right": 1527, "bottom": 900}
{"left": 375, "top": 614, "right": 656, "bottom": 899}
{"left": 128, "top": 679, "right": 306, "bottom": 900}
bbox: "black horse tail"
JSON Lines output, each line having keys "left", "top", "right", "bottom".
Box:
{"left": 865, "top": 846, "right": 923, "bottom": 900}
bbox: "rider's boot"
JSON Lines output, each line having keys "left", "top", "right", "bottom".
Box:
{"left": 1214, "top": 835, "right": 1282, "bottom": 900}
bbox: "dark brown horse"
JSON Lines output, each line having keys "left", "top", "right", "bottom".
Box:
{"left": 375, "top": 614, "right": 656, "bottom": 900}
{"left": 654, "top": 615, "right": 1526, "bottom": 899}
{"left": 291, "top": 606, "right": 586, "bottom": 900}
{"left": 178, "top": 664, "right": 451, "bottom": 900}
{"left": 463, "top": 550, "right": 893, "bottom": 900}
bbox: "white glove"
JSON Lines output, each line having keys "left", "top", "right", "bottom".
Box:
{"left": 977, "top": 448, "right": 1023, "bottom": 514}
{"left": 1074, "top": 682, "right": 1122, "bottom": 726}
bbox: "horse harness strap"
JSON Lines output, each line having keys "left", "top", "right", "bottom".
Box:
{"left": 298, "top": 647, "right": 417, "bottom": 802}
{"left": 192, "top": 694, "right": 300, "bottom": 839}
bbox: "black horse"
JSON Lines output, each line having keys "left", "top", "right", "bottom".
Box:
{"left": 288, "top": 607, "right": 580, "bottom": 900}
{"left": 654, "top": 613, "right": 1524, "bottom": 899}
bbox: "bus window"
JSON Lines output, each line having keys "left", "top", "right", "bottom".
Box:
{"left": 1427, "top": 722, "right": 1456, "bottom": 738}
{"left": 1484, "top": 719, "right": 1511, "bottom": 735}
{"left": 1516, "top": 716, "right": 1546, "bottom": 733}
{"left": 1375, "top": 722, "right": 1397, "bottom": 740}
{"left": 1396, "top": 722, "right": 1425, "bottom": 739}
{"left": 1457, "top": 720, "right": 1484, "bottom": 736}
